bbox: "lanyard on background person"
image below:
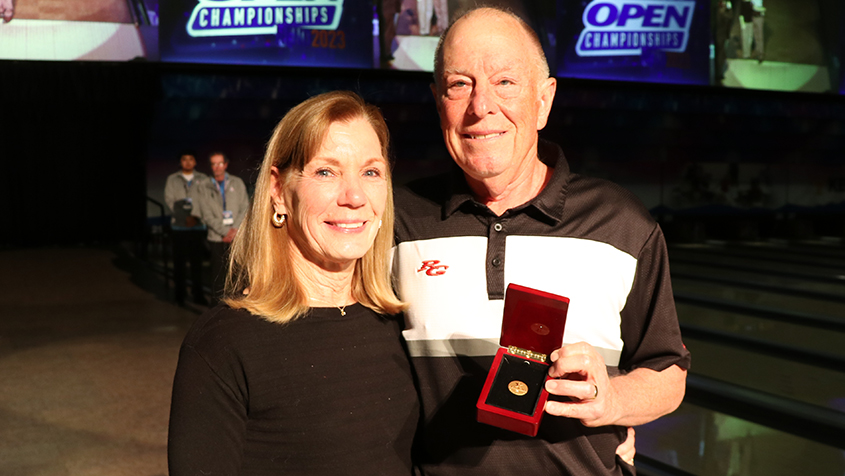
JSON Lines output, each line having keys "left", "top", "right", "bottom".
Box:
{"left": 217, "top": 176, "right": 234, "bottom": 227}
{"left": 216, "top": 177, "right": 227, "bottom": 210}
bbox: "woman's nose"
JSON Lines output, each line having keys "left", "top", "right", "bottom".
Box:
{"left": 338, "top": 176, "right": 366, "bottom": 208}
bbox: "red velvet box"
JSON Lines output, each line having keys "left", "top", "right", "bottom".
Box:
{"left": 476, "top": 283, "right": 569, "bottom": 437}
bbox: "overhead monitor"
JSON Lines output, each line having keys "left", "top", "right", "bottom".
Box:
{"left": 554, "top": 0, "right": 711, "bottom": 86}
{"left": 2, "top": 0, "right": 843, "bottom": 96}
{"left": 0, "top": 0, "right": 157, "bottom": 61}
{"left": 159, "top": 0, "right": 375, "bottom": 68}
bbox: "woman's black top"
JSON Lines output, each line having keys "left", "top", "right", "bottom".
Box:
{"left": 168, "top": 303, "right": 419, "bottom": 475}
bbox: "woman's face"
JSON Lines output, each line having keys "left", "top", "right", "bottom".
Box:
{"left": 284, "top": 117, "right": 388, "bottom": 271}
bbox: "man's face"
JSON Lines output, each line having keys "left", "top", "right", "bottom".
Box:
{"left": 210, "top": 154, "right": 228, "bottom": 181}
{"left": 433, "top": 10, "right": 555, "bottom": 185}
{"left": 180, "top": 155, "right": 196, "bottom": 173}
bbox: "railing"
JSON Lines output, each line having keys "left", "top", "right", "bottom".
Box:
{"left": 145, "top": 196, "right": 171, "bottom": 293}
{"left": 126, "top": 0, "right": 151, "bottom": 26}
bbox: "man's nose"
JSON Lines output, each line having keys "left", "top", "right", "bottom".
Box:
{"left": 468, "top": 83, "right": 497, "bottom": 117}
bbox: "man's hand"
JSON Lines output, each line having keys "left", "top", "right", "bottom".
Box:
{"left": 543, "top": 342, "right": 619, "bottom": 427}
{"left": 222, "top": 228, "right": 237, "bottom": 243}
{"left": 544, "top": 342, "right": 687, "bottom": 428}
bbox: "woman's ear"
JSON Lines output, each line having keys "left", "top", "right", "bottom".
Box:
{"left": 269, "top": 166, "right": 288, "bottom": 215}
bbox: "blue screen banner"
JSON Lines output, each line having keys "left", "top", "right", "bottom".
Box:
{"left": 160, "top": 0, "right": 373, "bottom": 68}
{"left": 556, "top": 0, "right": 710, "bottom": 85}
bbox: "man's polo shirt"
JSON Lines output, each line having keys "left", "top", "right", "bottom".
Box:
{"left": 392, "top": 140, "right": 689, "bottom": 476}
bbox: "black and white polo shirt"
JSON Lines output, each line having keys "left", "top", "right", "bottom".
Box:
{"left": 392, "top": 140, "right": 690, "bottom": 476}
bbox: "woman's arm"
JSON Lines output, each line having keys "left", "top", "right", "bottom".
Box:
{"left": 168, "top": 345, "right": 248, "bottom": 475}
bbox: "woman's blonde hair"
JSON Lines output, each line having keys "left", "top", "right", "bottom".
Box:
{"left": 223, "top": 91, "right": 405, "bottom": 323}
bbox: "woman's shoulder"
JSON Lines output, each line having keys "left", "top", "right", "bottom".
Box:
{"left": 181, "top": 304, "right": 272, "bottom": 351}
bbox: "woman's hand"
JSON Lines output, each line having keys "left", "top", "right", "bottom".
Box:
{"left": 616, "top": 426, "right": 636, "bottom": 466}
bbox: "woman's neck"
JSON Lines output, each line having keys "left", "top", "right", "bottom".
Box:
{"left": 290, "top": 250, "right": 356, "bottom": 307}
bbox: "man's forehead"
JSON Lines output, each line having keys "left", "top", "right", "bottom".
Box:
{"left": 441, "top": 41, "right": 535, "bottom": 80}
{"left": 442, "top": 59, "right": 525, "bottom": 77}
{"left": 442, "top": 14, "right": 535, "bottom": 66}
{"left": 449, "top": 8, "right": 530, "bottom": 41}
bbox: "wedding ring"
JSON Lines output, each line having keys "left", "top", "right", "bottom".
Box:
{"left": 593, "top": 384, "right": 599, "bottom": 399}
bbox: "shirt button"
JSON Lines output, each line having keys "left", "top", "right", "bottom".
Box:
{"left": 492, "top": 258, "right": 502, "bottom": 267}
{"left": 493, "top": 223, "right": 503, "bottom": 232}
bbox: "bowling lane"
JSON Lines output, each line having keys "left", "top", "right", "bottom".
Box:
{"left": 671, "top": 260, "right": 845, "bottom": 299}
{"left": 671, "top": 278, "right": 845, "bottom": 323}
{"left": 676, "top": 301, "right": 845, "bottom": 360}
{"left": 680, "top": 334, "right": 845, "bottom": 412}
{"left": 668, "top": 244, "right": 845, "bottom": 284}
{"left": 638, "top": 402, "right": 845, "bottom": 476}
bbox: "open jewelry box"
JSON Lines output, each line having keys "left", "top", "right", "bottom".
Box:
{"left": 476, "top": 283, "right": 569, "bottom": 437}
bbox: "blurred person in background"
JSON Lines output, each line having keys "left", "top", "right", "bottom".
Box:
{"left": 192, "top": 152, "right": 250, "bottom": 303}
{"left": 164, "top": 151, "right": 208, "bottom": 306}
{"left": 0, "top": 0, "right": 14, "bottom": 23}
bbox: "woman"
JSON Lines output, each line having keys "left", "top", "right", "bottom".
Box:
{"left": 168, "top": 91, "right": 418, "bottom": 475}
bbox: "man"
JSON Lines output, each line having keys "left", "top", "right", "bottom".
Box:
{"left": 378, "top": 0, "right": 401, "bottom": 64}
{"left": 0, "top": 0, "right": 13, "bottom": 23}
{"left": 418, "top": 0, "right": 448, "bottom": 36}
{"left": 392, "top": 7, "right": 690, "bottom": 475}
{"left": 192, "top": 152, "right": 250, "bottom": 303}
{"left": 164, "top": 152, "right": 208, "bottom": 306}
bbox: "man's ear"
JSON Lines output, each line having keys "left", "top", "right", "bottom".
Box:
{"left": 536, "top": 76, "right": 557, "bottom": 131}
{"left": 269, "top": 166, "right": 288, "bottom": 215}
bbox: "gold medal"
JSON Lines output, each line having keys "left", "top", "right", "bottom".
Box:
{"left": 508, "top": 380, "right": 528, "bottom": 396}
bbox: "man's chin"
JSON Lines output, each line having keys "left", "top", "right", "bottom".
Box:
{"left": 458, "top": 160, "right": 506, "bottom": 181}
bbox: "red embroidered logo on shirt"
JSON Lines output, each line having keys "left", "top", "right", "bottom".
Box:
{"left": 418, "top": 260, "right": 449, "bottom": 276}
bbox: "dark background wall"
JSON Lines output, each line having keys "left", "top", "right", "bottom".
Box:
{"left": 1, "top": 61, "right": 158, "bottom": 247}
{"left": 2, "top": 60, "right": 845, "bottom": 248}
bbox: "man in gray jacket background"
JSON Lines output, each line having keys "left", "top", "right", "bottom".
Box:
{"left": 192, "top": 152, "right": 250, "bottom": 303}
{"left": 164, "top": 151, "right": 208, "bottom": 306}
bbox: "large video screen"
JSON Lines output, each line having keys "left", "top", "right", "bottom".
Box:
{"left": 159, "top": 0, "right": 374, "bottom": 68}
{"left": 0, "top": 0, "right": 158, "bottom": 61}
{"left": 554, "top": 0, "right": 711, "bottom": 85}
{"left": 712, "top": 0, "right": 840, "bottom": 93}
{"left": 1, "top": 0, "right": 843, "bottom": 94}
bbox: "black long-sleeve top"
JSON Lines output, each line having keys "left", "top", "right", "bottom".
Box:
{"left": 168, "top": 304, "right": 419, "bottom": 475}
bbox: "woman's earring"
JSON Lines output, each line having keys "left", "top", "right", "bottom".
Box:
{"left": 272, "top": 212, "right": 287, "bottom": 228}
{"left": 378, "top": 219, "right": 382, "bottom": 229}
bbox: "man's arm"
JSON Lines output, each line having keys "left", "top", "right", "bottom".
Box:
{"left": 193, "top": 182, "right": 230, "bottom": 237}
{"left": 544, "top": 342, "right": 686, "bottom": 427}
{"left": 545, "top": 221, "right": 689, "bottom": 427}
